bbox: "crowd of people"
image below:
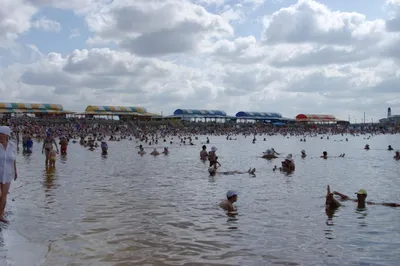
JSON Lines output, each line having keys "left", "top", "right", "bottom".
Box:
{"left": 0, "top": 116, "right": 399, "bottom": 223}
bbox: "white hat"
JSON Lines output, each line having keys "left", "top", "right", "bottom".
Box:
{"left": 0, "top": 126, "right": 11, "bottom": 136}
{"left": 211, "top": 146, "right": 217, "bottom": 152}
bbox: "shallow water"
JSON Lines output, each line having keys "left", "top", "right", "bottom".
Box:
{"left": 2, "top": 134, "right": 400, "bottom": 265}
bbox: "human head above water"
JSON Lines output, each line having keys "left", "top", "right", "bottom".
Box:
{"left": 355, "top": 189, "right": 367, "bottom": 200}
{"left": 226, "top": 190, "right": 238, "bottom": 200}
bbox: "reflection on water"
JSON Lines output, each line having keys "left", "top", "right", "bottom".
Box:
{"left": 1, "top": 135, "right": 400, "bottom": 265}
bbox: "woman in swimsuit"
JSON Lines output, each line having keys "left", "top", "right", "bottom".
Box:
{"left": 42, "top": 132, "right": 59, "bottom": 166}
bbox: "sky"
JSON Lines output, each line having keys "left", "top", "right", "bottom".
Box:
{"left": 1, "top": 0, "right": 400, "bottom": 122}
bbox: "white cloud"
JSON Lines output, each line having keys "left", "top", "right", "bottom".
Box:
{"left": 262, "top": 0, "right": 386, "bottom": 46}
{"left": 85, "top": 0, "right": 233, "bottom": 56}
{"left": 0, "top": 0, "right": 400, "bottom": 121}
{"left": 32, "top": 17, "right": 61, "bottom": 32}
{"left": 0, "top": 0, "right": 37, "bottom": 47}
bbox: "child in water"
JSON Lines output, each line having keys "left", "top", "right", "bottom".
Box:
{"left": 49, "top": 149, "right": 57, "bottom": 168}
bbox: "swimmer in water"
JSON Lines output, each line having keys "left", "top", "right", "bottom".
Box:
{"left": 262, "top": 149, "right": 277, "bottom": 159}
{"left": 219, "top": 190, "right": 238, "bottom": 214}
{"left": 150, "top": 148, "right": 159, "bottom": 156}
{"left": 301, "top": 150, "right": 306, "bottom": 158}
{"left": 209, "top": 167, "right": 256, "bottom": 176}
{"left": 326, "top": 185, "right": 400, "bottom": 209}
{"left": 394, "top": 150, "right": 400, "bottom": 160}
{"left": 321, "top": 151, "right": 328, "bottom": 159}
{"left": 364, "top": 144, "right": 370, "bottom": 150}
{"left": 162, "top": 147, "right": 169, "bottom": 155}
{"left": 273, "top": 155, "right": 295, "bottom": 172}
{"left": 388, "top": 145, "right": 393, "bottom": 151}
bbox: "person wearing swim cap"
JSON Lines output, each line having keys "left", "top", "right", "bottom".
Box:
{"left": 219, "top": 190, "right": 238, "bottom": 213}
{"left": 327, "top": 185, "right": 400, "bottom": 209}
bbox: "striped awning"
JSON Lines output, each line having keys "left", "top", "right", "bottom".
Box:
{"left": 85, "top": 105, "right": 147, "bottom": 113}
{"left": 0, "top": 103, "right": 63, "bottom": 111}
{"left": 0, "top": 108, "right": 73, "bottom": 114}
{"left": 80, "top": 111, "right": 158, "bottom": 116}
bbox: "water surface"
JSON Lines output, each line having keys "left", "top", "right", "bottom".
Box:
{"left": 2, "top": 134, "right": 400, "bottom": 265}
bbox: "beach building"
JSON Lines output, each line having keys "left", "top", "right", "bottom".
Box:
{"left": 78, "top": 105, "right": 160, "bottom": 120}
{"left": 379, "top": 107, "right": 400, "bottom": 124}
{"left": 0, "top": 103, "right": 73, "bottom": 118}
{"left": 235, "top": 111, "right": 294, "bottom": 124}
{"left": 295, "top": 114, "right": 337, "bottom": 124}
{"left": 168, "top": 109, "right": 234, "bottom": 122}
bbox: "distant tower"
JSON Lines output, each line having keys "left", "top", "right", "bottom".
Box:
{"left": 388, "top": 107, "right": 392, "bottom": 118}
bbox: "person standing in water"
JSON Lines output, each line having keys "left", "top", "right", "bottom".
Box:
{"left": 0, "top": 126, "right": 18, "bottom": 223}
{"left": 59, "top": 136, "right": 68, "bottom": 155}
{"left": 101, "top": 141, "right": 108, "bottom": 155}
{"left": 208, "top": 146, "right": 217, "bottom": 167}
{"left": 200, "top": 145, "right": 208, "bottom": 160}
{"left": 42, "top": 131, "right": 59, "bottom": 166}
{"left": 219, "top": 190, "right": 238, "bottom": 214}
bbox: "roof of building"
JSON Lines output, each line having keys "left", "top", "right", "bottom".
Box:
{"left": 235, "top": 111, "right": 283, "bottom": 119}
{"left": 296, "top": 114, "right": 336, "bottom": 121}
{"left": 82, "top": 105, "right": 161, "bottom": 116}
{"left": 173, "top": 109, "right": 227, "bottom": 117}
{"left": 0, "top": 103, "right": 63, "bottom": 110}
{"left": 0, "top": 102, "right": 73, "bottom": 113}
{"left": 85, "top": 105, "right": 147, "bottom": 113}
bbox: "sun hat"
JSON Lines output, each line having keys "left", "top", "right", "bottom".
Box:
{"left": 226, "top": 190, "right": 237, "bottom": 198}
{"left": 211, "top": 146, "right": 217, "bottom": 152}
{"left": 0, "top": 126, "right": 11, "bottom": 136}
{"left": 226, "top": 190, "right": 238, "bottom": 198}
{"left": 355, "top": 189, "right": 367, "bottom": 195}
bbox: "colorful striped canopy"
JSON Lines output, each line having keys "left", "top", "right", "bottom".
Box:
{"left": 235, "top": 111, "right": 282, "bottom": 118}
{"left": 173, "top": 109, "right": 227, "bottom": 116}
{"left": 296, "top": 114, "right": 336, "bottom": 122}
{"left": 85, "top": 105, "right": 147, "bottom": 113}
{"left": 0, "top": 103, "right": 63, "bottom": 111}
{"left": 0, "top": 108, "right": 71, "bottom": 114}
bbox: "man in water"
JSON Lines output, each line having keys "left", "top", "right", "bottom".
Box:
{"left": 200, "top": 145, "right": 208, "bottom": 160}
{"left": 326, "top": 185, "right": 400, "bottom": 209}
{"left": 219, "top": 190, "right": 238, "bottom": 213}
{"left": 209, "top": 167, "right": 255, "bottom": 176}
